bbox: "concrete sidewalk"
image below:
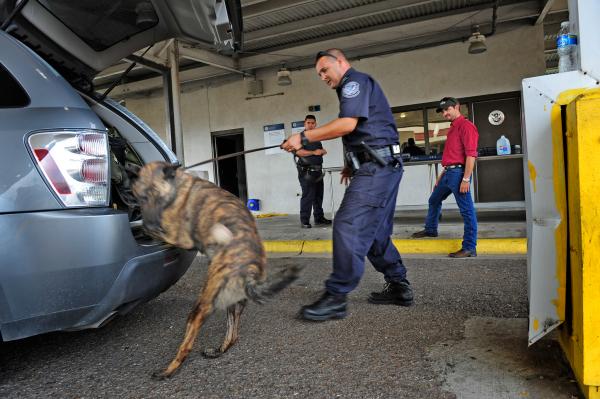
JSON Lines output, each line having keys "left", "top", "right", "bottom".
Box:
{"left": 256, "top": 209, "right": 527, "bottom": 254}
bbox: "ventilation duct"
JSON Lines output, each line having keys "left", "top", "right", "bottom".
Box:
{"left": 247, "top": 79, "right": 263, "bottom": 96}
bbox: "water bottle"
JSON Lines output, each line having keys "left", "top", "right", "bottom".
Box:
{"left": 496, "top": 135, "right": 511, "bottom": 155}
{"left": 557, "top": 21, "right": 578, "bottom": 73}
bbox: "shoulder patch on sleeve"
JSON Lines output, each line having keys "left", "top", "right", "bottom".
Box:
{"left": 342, "top": 81, "right": 360, "bottom": 98}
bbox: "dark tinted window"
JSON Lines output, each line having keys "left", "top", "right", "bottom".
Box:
{"left": 0, "top": 64, "right": 29, "bottom": 107}
{"left": 37, "top": 0, "right": 159, "bottom": 51}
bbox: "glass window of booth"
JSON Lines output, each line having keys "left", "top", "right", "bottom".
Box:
{"left": 394, "top": 110, "right": 426, "bottom": 156}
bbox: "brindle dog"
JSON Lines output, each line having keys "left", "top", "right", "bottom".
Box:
{"left": 132, "top": 161, "right": 298, "bottom": 379}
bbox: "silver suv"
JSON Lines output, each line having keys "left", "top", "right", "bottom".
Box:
{"left": 0, "top": 0, "right": 241, "bottom": 341}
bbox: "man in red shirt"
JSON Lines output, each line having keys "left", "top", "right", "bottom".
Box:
{"left": 412, "top": 97, "right": 479, "bottom": 258}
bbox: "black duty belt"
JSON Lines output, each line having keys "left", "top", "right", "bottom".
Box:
{"left": 297, "top": 164, "right": 322, "bottom": 172}
{"left": 354, "top": 146, "right": 396, "bottom": 163}
{"left": 444, "top": 164, "right": 464, "bottom": 169}
{"left": 346, "top": 143, "right": 403, "bottom": 169}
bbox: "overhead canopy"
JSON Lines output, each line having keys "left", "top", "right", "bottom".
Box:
{"left": 93, "top": 0, "right": 568, "bottom": 91}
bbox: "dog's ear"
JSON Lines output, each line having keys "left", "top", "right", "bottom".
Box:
{"left": 162, "top": 164, "right": 179, "bottom": 180}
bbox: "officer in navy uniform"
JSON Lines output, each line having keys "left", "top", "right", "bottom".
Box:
{"left": 282, "top": 48, "right": 413, "bottom": 321}
{"left": 294, "top": 114, "right": 332, "bottom": 228}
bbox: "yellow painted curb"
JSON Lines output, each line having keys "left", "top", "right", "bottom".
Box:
{"left": 263, "top": 238, "right": 527, "bottom": 254}
{"left": 255, "top": 213, "right": 288, "bottom": 219}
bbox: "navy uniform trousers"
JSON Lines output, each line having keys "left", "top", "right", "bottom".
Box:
{"left": 298, "top": 171, "right": 325, "bottom": 224}
{"left": 326, "top": 161, "right": 407, "bottom": 295}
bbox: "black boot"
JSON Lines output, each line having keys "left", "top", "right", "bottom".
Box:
{"left": 301, "top": 291, "right": 347, "bottom": 321}
{"left": 314, "top": 217, "right": 332, "bottom": 226}
{"left": 368, "top": 280, "right": 414, "bottom": 306}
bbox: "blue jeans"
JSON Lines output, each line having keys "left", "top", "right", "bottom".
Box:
{"left": 424, "top": 168, "right": 477, "bottom": 251}
{"left": 326, "top": 162, "right": 407, "bottom": 295}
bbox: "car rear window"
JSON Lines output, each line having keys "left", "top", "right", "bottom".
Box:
{"left": 0, "top": 64, "right": 30, "bottom": 107}
{"left": 37, "top": 0, "right": 159, "bottom": 51}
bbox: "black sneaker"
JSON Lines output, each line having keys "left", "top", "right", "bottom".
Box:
{"left": 301, "top": 291, "right": 347, "bottom": 321}
{"left": 301, "top": 223, "right": 312, "bottom": 228}
{"left": 368, "top": 280, "right": 414, "bottom": 306}
{"left": 314, "top": 217, "right": 332, "bottom": 226}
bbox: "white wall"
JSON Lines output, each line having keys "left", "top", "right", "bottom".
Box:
{"left": 122, "top": 25, "right": 545, "bottom": 215}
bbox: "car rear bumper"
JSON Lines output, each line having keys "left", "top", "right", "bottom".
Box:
{"left": 0, "top": 208, "right": 196, "bottom": 341}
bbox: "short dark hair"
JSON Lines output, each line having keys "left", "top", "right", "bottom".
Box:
{"left": 408, "top": 138, "right": 416, "bottom": 145}
{"left": 314, "top": 48, "right": 345, "bottom": 65}
{"left": 305, "top": 114, "right": 316, "bottom": 121}
{"left": 315, "top": 51, "right": 337, "bottom": 64}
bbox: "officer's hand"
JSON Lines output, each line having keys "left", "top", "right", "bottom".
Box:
{"left": 314, "top": 149, "right": 327, "bottom": 156}
{"left": 340, "top": 166, "right": 352, "bottom": 186}
{"left": 281, "top": 133, "right": 302, "bottom": 152}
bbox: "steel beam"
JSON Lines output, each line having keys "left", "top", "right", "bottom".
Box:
{"left": 168, "top": 40, "right": 185, "bottom": 164}
{"left": 178, "top": 45, "right": 248, "bottom": 75}
{"left": 535, "top": 0, "right": 556, "bottom": 25}
{"left": 244, "top": 0, "right": 436, "bottom": 43}
{"left": 242, "top": 0, "right": 320, "bottom": 18}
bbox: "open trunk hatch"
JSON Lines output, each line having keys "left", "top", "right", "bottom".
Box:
{"left": 1, "top": 0, "right": 242, "bottom": 91}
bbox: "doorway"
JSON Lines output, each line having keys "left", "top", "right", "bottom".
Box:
{"left": 211, "top": 129, "right": 248, "bottom": 203}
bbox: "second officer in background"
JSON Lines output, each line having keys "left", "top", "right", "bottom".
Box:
{"left": 295, "top": 114, "right": 332, "bottom": 228}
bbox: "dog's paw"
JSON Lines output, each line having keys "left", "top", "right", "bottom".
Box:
{"left": 202, "top": 348, "right": 223, "bottom": 359}
{"left": 151, "top": 370, "right": 170, "bottom": 381}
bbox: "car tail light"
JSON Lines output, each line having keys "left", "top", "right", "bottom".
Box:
{"left": 28, "top": 130, "right": 109, "bottom": 207}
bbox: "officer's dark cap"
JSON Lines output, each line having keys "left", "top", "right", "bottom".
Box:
{"left": 436, "top": 97, "right": 459, "bottom": 113}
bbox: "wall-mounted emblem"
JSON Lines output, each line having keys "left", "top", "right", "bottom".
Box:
{"left": 488, "top": 110, "right": 505, "bottom": 125}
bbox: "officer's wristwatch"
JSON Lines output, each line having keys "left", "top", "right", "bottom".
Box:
{"left": 462, "top": 177, "right": 471, "bottom": 183}
{"left": 300, "top": 130, "right": 310, "bottom": 147}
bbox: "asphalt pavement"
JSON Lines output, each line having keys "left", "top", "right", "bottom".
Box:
{"left": 0, "top": 255, "right": 581, "bottom": 399}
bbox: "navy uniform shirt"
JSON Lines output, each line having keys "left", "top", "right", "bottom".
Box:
{"left": 336, "top": 68, "right": 398, "bottom": 152}
{"left": 297, "top": 141, "right": 324, "bottom": 166}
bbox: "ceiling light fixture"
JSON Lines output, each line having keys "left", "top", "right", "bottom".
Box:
{"left": 467, "top": 25, "right": 487, "bottom": 54}
{"left": 277, "top": 67, "right": 292, "bottom": 86}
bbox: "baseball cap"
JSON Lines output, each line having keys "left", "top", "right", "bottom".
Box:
{"left": 436, "top": 97, "right": 459, "bottom": 113}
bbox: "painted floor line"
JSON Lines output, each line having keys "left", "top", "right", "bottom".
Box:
{"left": 263, "top": 238, "right": 527, "bottom": 254}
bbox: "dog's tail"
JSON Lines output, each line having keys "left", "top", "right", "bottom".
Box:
{"left": 245, "top": 265, "right": 302, "bottom": 304}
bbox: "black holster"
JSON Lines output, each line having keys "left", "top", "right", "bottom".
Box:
{"left": 297, "top": 164, "right": 324, "bottom": 183}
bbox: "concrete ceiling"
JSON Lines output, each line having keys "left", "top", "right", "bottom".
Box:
{"left": 95, "top": 0, "right": 568, "bottom": 94}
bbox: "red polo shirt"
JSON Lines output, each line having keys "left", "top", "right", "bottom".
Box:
{"left": 441, "top": 115, "right": 479, "bottom": 166}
